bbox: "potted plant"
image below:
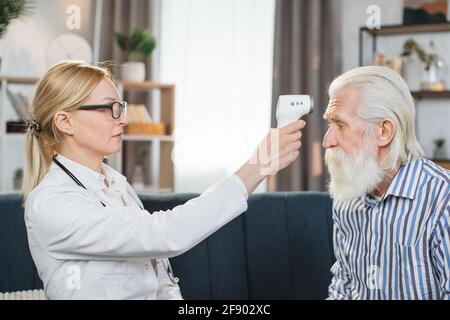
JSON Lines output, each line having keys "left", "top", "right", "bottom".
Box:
{"left": 13, "top": 167, "right": 23, "bottom": 190}
{"left": 401, "top": 39, "right": 427, "bottom": 91}
{"left": 433, "top": 138, "right": 447, "bottom": 160}
{"left": 401, "top": 39, "right": 445, "bottom": 91}
{"left": 0, "top": 0, "right": 34, "bottom": 71}
{"left": 402, "top": 39, "right": 428, "bottom": 65}
{"left": 115, "top": 26, "right": 156, "bottom": 81}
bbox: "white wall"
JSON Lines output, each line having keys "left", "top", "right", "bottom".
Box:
{"left": 0, "top": 0, "right": 95, "bottom": 78}
{"left": 0, "top": 0, "right": 95, "bottom": 191}
{"left": 341, "top": 0, "right": 450, "bottom": 159}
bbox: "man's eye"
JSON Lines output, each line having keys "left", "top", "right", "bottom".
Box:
{"left": 335, "top": 121, "right": 345, "bottom": 128}
{"left": 327, "top": 122, "right": 341, "bottom": 129}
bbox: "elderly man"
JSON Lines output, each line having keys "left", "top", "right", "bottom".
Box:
{"left": 323, "top": 66, "right": 449, "bottom": 300}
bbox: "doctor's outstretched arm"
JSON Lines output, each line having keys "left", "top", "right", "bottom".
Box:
{"left": 29, "top": 120, "right": 305, "bottom": 261}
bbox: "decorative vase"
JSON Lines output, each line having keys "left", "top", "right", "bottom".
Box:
{"left": 121, "top": 62, "right": 146, "bottom": 81}
{"left": 401, "top": 55, "right": 423, "bottom": 91}
{"left": 420, "top": 41, "right": 446, "bottom": 91}
{"left": 421, "top": 59, "right": 446, "bottom": 91}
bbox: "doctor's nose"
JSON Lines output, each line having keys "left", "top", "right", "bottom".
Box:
{"left": 117, "top": 112, "right": 128, "bottom": 127}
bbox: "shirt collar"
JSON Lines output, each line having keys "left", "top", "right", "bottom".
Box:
{"left": 383, "top": 154, "right": 423, "bottom": 201}
{"left": 51, "top": 154, "right": 128, "bottom": 193}
{"left": 360, "top": 154, "right": 423, "bottom": 206}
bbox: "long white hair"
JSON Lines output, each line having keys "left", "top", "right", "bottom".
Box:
{"left": 328, "top": 66, "right": 424, "bottom": 171}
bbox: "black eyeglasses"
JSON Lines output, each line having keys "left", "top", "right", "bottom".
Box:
{"left": 78, "top": 101, "right": 128, "bottom": 119}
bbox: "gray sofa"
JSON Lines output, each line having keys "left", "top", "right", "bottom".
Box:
{"left": 0, "top": 192, "right": 334, "bottom": 299}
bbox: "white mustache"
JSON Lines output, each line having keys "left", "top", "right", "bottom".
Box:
{"left": 325, "top": 148, "right": 348, "bottom": 165}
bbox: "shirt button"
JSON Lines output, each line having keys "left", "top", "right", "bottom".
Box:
{"left": 373, "top": 208, "right": 379, "bottom": 214}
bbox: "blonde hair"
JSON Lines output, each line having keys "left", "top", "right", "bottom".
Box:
{"left": 328, "top": 66, "right": 424, "bottom": 171}
{"left": 22, "top": 61, "right": 112, "bottom": 200}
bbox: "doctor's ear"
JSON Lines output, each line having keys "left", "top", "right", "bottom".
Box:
{"left": 376, "top": 119, "right": 396, "bottom": 148}
{"left": 53, "top": 111, "right": 75, "bottom": 135}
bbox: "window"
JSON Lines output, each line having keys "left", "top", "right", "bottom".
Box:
{"left": 160, "top": 0, "right": 276, "bottom": 192}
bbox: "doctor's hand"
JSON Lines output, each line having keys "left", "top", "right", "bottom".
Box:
{"left": 235, "top": 120, "right": 305, "bottom": 195}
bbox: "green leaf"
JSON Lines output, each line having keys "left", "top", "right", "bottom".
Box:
{"left": 114, "top": 32, "right": 128, "bottom": 52}
{"left": 138, "top": 38, "right": 156, "bottom": 59}
{"left": 113, "top": 26, "right": 157, "bottom": 61}
{"left": 401, "top": 38, "right": 430, "bottom": 65}
{"left": 128, "top": 27, "right": 143, "bottom": 51}
{"left": 0, "top": 0, "right": 35, "bottom": 38}
{"left": 434, "top": 139, "right": 445, "bottom": 148}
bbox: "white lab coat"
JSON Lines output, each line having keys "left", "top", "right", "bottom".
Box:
{"left": 24, "top": 155, "right": 248, "bottom": 300}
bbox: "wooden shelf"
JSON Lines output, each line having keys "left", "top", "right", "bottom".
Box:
{"left": 435, "top": 160, "right": 450, "bottom": 170}
{"left": 1, "top": 78, "right": 176, "bottom": 193}
{"left": 0, "top": 77, "right": 175, "bottom": 108}
{"left": 361, "top": 22, "right": 450, "bottom": 36}
{"left": 0, "top": 77, "right": 176, "bottom": 89}
{"left": 411, "top": 90, "right": 450, "bottom": 99}
{"left": 359, "top": 22, "right": 450, "bottom": 66}
{"left": 4, "top": 133, "right": 175, "bottom": 142}
{"left": 0, "top": 76, "right": 39, "bottom": 84}
{"left": 117, "top": 81, "right": 175, "bottom": 192}
{"left": 122, "top": 134, "right": 174, "bottom": 142}
{"left": 120, "top": 81, "right": 175, "bottom": 90}
{"left": 3, "top": 133, "right": 173, "bottom": 141}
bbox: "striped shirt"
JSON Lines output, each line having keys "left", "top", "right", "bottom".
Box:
{"left": 328, "top": 157, "right": 450, "bottom": 300}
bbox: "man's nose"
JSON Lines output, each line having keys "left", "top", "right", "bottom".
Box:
{"left": 322, "top": 127, "right": 337, "bottom": 149}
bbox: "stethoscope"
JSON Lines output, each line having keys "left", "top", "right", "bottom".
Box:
{"left": 52, "top": 154, "right": 180, "bottom": 286}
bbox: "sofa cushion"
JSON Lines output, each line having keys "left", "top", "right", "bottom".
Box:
{"left": 284, "top": 192, "right": 334, "bottom": 299}
{"left": 0, "top": 192, "right": 334, "bottom": 299}
{"left": 0, "top": 194, "right": 43, "bottom": 292}
{"left": 140, "top": 192, "right": 334, "bottom": 300}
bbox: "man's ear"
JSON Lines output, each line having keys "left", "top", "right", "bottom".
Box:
{"left": 377, "top": 119, "right": 396, "bottom": 147}
{"left": 53, "top": 111, "right": 74, "bottom": 135}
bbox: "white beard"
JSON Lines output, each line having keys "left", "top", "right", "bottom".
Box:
{"left": 324, "top": 139, "right": 384, "bottom": 202}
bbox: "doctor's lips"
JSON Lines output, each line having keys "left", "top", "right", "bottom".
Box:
{"left": 113, "top": 132, "right": 123, "bottom": 138}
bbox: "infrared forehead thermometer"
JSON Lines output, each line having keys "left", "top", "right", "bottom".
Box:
{"left": 276, "top": 95, "right": 314, "bottom": 128}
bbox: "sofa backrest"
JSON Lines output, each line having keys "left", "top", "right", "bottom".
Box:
{"left": 0, "top": 192, "right": 334, "bottom": 299}
{"left": 0, "top": 194, "right": 44, "bottom": 292}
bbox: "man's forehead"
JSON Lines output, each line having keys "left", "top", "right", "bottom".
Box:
{"left": 323, "top": 89, "right": 360, "bottom": 119}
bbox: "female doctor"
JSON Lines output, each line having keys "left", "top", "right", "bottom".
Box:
{"left": 22, "top": 61, "right": 305, "bottom": 300}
